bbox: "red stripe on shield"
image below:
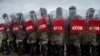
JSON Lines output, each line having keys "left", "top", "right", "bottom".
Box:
{"left": 24, "top": 20, "right": 35, "bottom": 33}
{"left": 0, "top": 23, "right": 4, "bottom": 32}
{"left": 88, "top": 19, "right": 100, "bottom": 34}
{"left": 52, "top": 19, "right": 64, "bottom": 33}
{"left": 36, "top": 17, "right": 48, "bottom": 32}
{"left": 70, "top": 19, "right": 85, "bottom": 33}
{"left": 11, "top": 22, "right": 19, "bottom": 32}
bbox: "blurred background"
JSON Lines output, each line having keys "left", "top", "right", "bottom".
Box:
{"left": 0, "top": 0, "right": 100, "bottom": 17}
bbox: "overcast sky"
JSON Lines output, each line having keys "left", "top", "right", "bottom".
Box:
{"left": 0, "top": 0, "right": 100, "bottom": 17}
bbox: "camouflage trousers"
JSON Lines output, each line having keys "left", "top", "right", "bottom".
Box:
{"left": 67, "top": 44, "right": 81, "bottom": 56}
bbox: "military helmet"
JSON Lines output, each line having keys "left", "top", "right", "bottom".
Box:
{"left": 2, "top": 13, "right": 8, "bottom": 18}
{"left": 69, "top": 6, "right": 76, "bottom": 10}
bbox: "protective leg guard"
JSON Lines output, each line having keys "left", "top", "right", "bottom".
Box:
{"left": 17, "top": 42, "right": 25, "bottom": 55}
{"left": 91, "top": 44, "right": 98, "bottom": 56}
{"left": 56, "top": 44, "right": 64, "bottom": 56}
{"left": 41, "top": 44, "right": 48, "bottom": 56}
{"left": 1, "top": 41, "right": 10, "bottom": 55}
{"left": 29, "top": 43, "right": 36, "bottom": 56}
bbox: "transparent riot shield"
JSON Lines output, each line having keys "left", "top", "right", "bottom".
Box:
{"left": 86, "top": 8, "right": 99, "bottom": 56}
{"left": 81, "top": 8, "right": 98, "bottom": 56}
{"left": 95, "top": 10, "right": 100, "bottom": 56}
{"left": 35, "top": 8, "right": 49, "bottom": 56}
{"left": 0, "top": 18, "right": 5, "bottom": 52}
{"left": 26, "top": 10, "right": 38, "bottom": 56}
{"left": 49, "top": 7, "right": 68, "bottom": 56}
{"left": 67, "top": 6, "right": 82, "bottom": 56}
{"left": 1, "top": 14, "right": 11, "bottom": 55}
{"left": 15, "top": 13, "right": 26, "bottom": 55}
{"left": 23, "top": 12, "right": 37, "bottom": 55}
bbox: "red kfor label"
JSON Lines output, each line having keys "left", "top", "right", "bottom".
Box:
{"left": 52, "top": 19, "right": 64, "bottom": 33}
{"left": 4, "top": 24, "right": 11, "bottom": 33}
{"left": 70, "top": 19, "right": 85, "bottom": 33}
{"left": 6, "top": 28, "right": 10, "bottom": 32}
{"left": 11, "top": 22, "right": 19, "bottom": 32}
{"left": 88, "top": 19, "right": 100, "bottom": 34}
{"left": 24, "top": 20, "right": 35, "bottom": 32}
{"left": 0, "top": 23, "right": 4, "bottom": 32}
{"left": 36, "top": 17, "right": 48, "bottom": 32}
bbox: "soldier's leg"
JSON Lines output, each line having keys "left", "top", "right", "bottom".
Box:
{"left": 73, "top": 44, "right": 81, "bottom": 56}
{"left": 29, "top": 43, "right": 36, "bottom": 56}
{"left": 66, "top": 44, "right": 73, "bottom": 56}
{"left": 69, "top": 44, "right": 77, "bottom": 56}
{"left": 40, "top": 39, "right": 48, "bottom": 56}
{"left": 35, "top": 39, "right": 41, "bottom": 55}
{"left": 1, "top": 40, "right": 10, "bottom": 55}
{"left": 47, "top": 41, "right": 52, "bottom": 56}
{"left": 1, "top": 34, "right": 10, "bottom": 55}
{"left": 23, "top": 37, "right": 29, "bottom": 54}
{"left": 17, "top": 41, "right": 25, "bottom": 55}
{"left": 81, "top": 44, "right": 85, "bottom": 56}
{"left": 8, "top": 34, "right": 17, "bottom": 53}
{"left": 97, "top": 44, "right": 100, "bottom": 56}
{"left": 51, "top": 44, "right": 56, "bottom": 56}
{"left": 56, "top": 44, "right": 64, "bottom": 56}
{"left": 41, "top": 44, "right": 48, "bottom": 56}
{"left": 9, "top": 40, "right": 17, "bottom": 52}
{"left": 91, "top": 44, "right": 98, "bottom": 56}
{"left": 84, "top": 45, "right": 91, "bottom": 56}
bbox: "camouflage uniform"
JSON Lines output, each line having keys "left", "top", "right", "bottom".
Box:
{"left": 89, "top": 30, "right": 98, "bottom": 56}
{"left": 15, "top": 13, "right": 26, "bottom": 55}
{"left": 81, "top": 8, "right": 97, "bottom": 56}
{"left": 66, "top": 6, "right": 81, "bottom": 56}
{"left": 50, "top": 7, "right": 64, "bottom": 56}
{"left": 81, "top": 26, "right": 91, "bottom": 56}
{"left": 38, "top": 8, "right": 49, "bottom": 56}
{"left": 27, "top": 11, "right": 38, "bottom": 56}
{"left": 1, "top": 14, "right": 11, "bottom": 54}
{"left": 94, "top": 10, "right": 100, "bottom": 56}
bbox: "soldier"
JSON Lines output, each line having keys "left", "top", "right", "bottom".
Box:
{"left": 47, "top": 14, "right": 53, "bottom": 56}
{"left": 81, "top": 25, "right": 91, "bottom": 56}
{"left": 89, "top": 27, "right": 98, "bottom": 56}
{"left": 66, "top": 6, "right": 81, "bottom": 56}
{"left": 16, "top": 13, "right": 26, "bottom": 55}
{"left": 50, "top": 7, "right": 65, "bottom": 56}
{"left": 9, "top": 14, "right": 18, "bottom": 53}
{"left": 1, "top": 13, "right": 10, "bottom": 55}
{"left": 94, "top": 10, "right": 100, "bottom": 56}
{"left": 81, "top": 8, "right": 97, "bottom": 56}
{"left": 37, "top": 8, "right": 49, "bottom": 56}
{"left": 86, "top": 8, "right": 95, "bottom": 20}
{"left": 0, "top": 18, "right": 5, "bottom": 52}
{"left": 27, "top": 10, "right": 38, "bottom": 56}
{"left": 96, "top": 11, "right": 100, "bottom": 56}
{"left": 87, "top": 8, "right": 98, "bottom": 56}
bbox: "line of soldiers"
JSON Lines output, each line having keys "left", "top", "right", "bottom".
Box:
{"left": 0, "top": 6, "right": 99, "bottom": 56}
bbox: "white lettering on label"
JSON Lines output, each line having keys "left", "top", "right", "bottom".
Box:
{"left": 53, "top": 26, "right": 63, "bottom": 30}
{"left": 13, "top": 27, "right": 18, "bottom": 31}
{"left": 72, "top": 26, "right": 83, "bottom": 30}
{"left": 38, "top": 24, "right": 46, "bottom": 29}
{"left": 89, "top": 26, "right": 100, "bottom": 31}
{"left": 0, "top": 27, "right": 4, "bottom": 30}
{"left": 26, "top": 25, "right": 33, "bottom": 30}
{"left": 7, "top": 28, "right": 9, "bottom": 31}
